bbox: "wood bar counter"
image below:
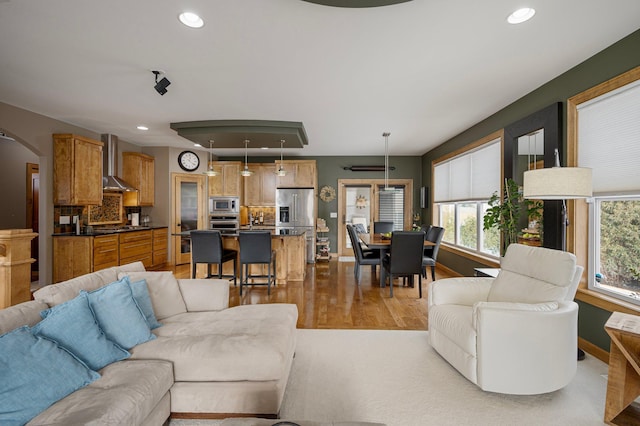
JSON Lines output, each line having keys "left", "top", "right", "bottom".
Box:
{"left": 194, "top": 231, "right": 306, "bottom": 284}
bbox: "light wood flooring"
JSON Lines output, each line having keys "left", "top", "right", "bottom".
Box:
{"left": 171, "top": 259, "right": 453, "bottom": 330}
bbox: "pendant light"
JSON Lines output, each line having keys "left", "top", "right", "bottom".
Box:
{"left": 275, "top": 139, "right": 287, "bottom": 176}
{"left": 240, "top": 139, "right": 254, "bottom": 177}
{"left": 383, "top": 132, "right": 391, "bottom": 191}
{"left": 204, "top": 140, "right": 219, "bottom": 176}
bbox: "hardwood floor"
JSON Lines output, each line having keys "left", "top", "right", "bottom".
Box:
{"left": 171, "top": 259, "right": 453, "bottom": 330}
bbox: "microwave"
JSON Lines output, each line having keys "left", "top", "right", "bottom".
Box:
{"left": 209, "top": 196, "right": 239, "bottom": 216}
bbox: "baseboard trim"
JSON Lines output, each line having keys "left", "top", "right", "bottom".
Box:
{"left": 579, "top": 336, "right": 609, "bottom": 363}
{"left": 170, "top": 412, "right": 278, "bottom": 420}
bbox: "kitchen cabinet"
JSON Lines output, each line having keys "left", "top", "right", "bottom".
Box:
{"left": 122, "top": 152, "right": 155, "bottom": 206}
{"left": 152, "top": 227, "right": 168, "bottom": 268}
{"left": 53, "top": 236, "right": 92, "bottom": 283}
{"left": 53, "top": 134, "right": 103, "bottom": 205}
{"left": 119, "top": 230, "right": 153, "bottom": 268}
{"left": 93, "top": 234, "right": 119, "bottom": 271}
{"left": 208, "top": 161, "right": 242, "bottom": 197}
{"left": 243, "top": 163, "right": 276, "bottom": 206}
{"left": 274, "top": 160, "right": 317, "bottom": 189}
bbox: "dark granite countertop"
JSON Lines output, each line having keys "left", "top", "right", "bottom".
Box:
{"left": 53, "top": 225, "right": 167, "bottom": 237}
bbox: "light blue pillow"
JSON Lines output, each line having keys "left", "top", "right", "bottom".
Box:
{"left": 32, "top": 292, "right": 130, "bottom": 371}
{"left": 0, "top": 326, "right": 100, "bottom": 426}
{"left": 83, "top": 277, "right": 156, "bottom": 349}
{"left": 128, "top": 278, "right": 162, "bottom": 329}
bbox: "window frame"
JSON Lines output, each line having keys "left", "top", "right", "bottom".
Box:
{"left": 431, "top": 130, "right": 504, "bottom": 262}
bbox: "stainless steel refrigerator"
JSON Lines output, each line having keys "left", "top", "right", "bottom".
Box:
{"left": 276, "top": 187, "right": 315, "bottom": 263}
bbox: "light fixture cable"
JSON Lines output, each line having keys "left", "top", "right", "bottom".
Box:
{"left": 204, "top": 140, "right": 218, "bottom": 176}
{"left": 241, "top": 139, "right": 254, "bottom": 176}
{"left": 276, "top": 139, "right": 287, "bottom": 176}
{"left": 383, "top": 132, "right": 391, "bottom": 191}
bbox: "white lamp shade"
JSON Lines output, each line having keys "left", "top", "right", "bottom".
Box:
{"left": 523, "top": 167, "right": 592, "bottom": 199}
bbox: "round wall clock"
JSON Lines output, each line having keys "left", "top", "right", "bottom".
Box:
{"left": 178, "top": 150, "right": 200, "bottom": 171}
{"left": 319, "top": 185, "right": 336, "bottom": 202}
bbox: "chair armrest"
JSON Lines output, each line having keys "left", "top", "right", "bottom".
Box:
{"left": 474, "top": 301, "right": 578, "bottom": 394}
{"left": 428, "top": 277, "right": 493, "bottom": 308}
{"left": 177, "top": 279, "right": 229, "bottom": 312}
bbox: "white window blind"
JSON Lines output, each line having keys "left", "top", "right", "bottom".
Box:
{"left": 378, "top": 186, "right": 404, "bottom": 231}
{"left": 433, "top": 139, "right": 500, "bottom": 202}
{"left": 577, "top": 79, "right": 640, "bottom": 193}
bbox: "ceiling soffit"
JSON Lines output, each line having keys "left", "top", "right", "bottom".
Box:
{"left": 170, "top": 120, "right": 309, "bottom": 149}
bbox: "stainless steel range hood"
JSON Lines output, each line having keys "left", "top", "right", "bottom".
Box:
{"left": 101, "top": 134, "right": 137, "bottom": 192}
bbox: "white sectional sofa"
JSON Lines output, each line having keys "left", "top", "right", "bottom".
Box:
{"left": 0, "top": 262, "right": 298, "bottom": 425}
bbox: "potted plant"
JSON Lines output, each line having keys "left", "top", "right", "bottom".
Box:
{"left": 483, "top": 178, "right": 523, "bottom": 256}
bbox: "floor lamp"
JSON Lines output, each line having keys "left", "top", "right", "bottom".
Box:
{"left": 523, "top": 148, "right": 592, "bottom": 359}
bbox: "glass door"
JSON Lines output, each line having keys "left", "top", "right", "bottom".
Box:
{"left": 340, "top": 184, "right": 373, "bottom": 256}
{"left": 173, "top": 173, "right": 206, "bottom": 265}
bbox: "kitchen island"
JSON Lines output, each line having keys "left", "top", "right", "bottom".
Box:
{"left": 185, "top": 229, "right": 307, "bottom": 284}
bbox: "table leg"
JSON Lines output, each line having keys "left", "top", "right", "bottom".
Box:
{"left": 379, "top": 248, "right": 387, "bottom": 288}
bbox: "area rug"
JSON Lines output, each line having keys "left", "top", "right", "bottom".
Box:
{"left": 171, "top": 329, "right": 609, "bottom": 426}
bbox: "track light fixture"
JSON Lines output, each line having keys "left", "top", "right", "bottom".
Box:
{"left": 152, "top": 70, "right": 171, "bottom": 95}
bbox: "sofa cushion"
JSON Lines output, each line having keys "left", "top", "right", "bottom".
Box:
{"left": 0, "top": 300, "right": 49, "bottom": 335}
{"left": 118, "top": 271, "right": 187, "bottom": 320}
{"left": 428, "top": 304, "right": 476, "bottom": 356}
{"left": 27, "top": 360, "right": 173, "bottom": 426}
{"left": 488, "top": 244, "right": 577, "bottom": 303}
{"left": 129, "top": 278, "right": 162, "bottom": 329}
{"left": 0, "top": 326, "right": 100, "bottom": 426}
{"left": 131, "top": 304, "right": 298, "bottom": 381}
{"left": 32, "top": 292, "right": 130, "bottom": 371}
{"left": 83, "top": 278, "right": 155, "bottom": 349}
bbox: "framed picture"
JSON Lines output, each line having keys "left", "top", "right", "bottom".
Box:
{"left": 88, "top": 193, "right": 123, "bottom": 225}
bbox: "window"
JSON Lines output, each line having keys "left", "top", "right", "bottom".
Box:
{"left": 433, "top": 136, "right": 501, "bottom": 257}
{"left": 378, "top": 185, "right": 404, "bottom": 231}
{"left": 575, "top": 69, "right": 640, "bottom": 305}
{"left": 589, "top": 197, "right": 640, "bottom": 304}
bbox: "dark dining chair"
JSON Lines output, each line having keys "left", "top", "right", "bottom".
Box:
{"left": 346, "top": 224, "right": 380, "bottom": 283}
{"left": 238, "top": 231, "right": 276, "bottom": 295}
{"left": 381, "top": 231, "right": 425, "bottom": 297}
{"left": 373, "top": 221, "right": 394, "bottom": 234}
{"left": 422, "top": 226, "right": 445, "bottom": 281}
{"left": 190, "top": 230, "right": 237, "bottom": 285}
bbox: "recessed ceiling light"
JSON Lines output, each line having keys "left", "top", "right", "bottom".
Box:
{"left": 194, "top": 143, "right": 202, "bottom": 147}
{"left": 507, "top": 7, "right": 535, "bottom": 24}
{"left": 137, "top": 125, "right": 149, "bottom": 131}
{"left": 178, "top": 12, "right": 204, "bottom": 28}
{"left": 261, "top": 147, "right": 269, "bottom": 150}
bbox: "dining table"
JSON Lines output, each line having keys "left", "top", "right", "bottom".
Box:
{"left": 359, "top": 232, "right": 436, "bottom": 287}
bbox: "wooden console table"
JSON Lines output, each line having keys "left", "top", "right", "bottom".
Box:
{"left": 604, "top": 311, "right": 640, "bottom": 425}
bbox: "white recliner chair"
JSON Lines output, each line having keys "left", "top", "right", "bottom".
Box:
{"left": 428, "top": 244, "right": 583, "bottom": 395}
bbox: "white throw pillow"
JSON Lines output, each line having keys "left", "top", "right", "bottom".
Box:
{"left": 118, "top": 271, "right": 187, "bottom": 320}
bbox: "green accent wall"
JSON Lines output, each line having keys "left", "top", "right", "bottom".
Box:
{"left": 421, "top": 28, "right": 640, "bottom": 352}
{"left": 218, "top": 155, "right": 422, "bottom": 254}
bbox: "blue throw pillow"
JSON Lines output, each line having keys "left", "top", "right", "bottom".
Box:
{"left": 83, "top": 277, "right": 156, "bottom": 349}
{"left": 32, "top": 292, "right": 130, "bottom": 371}
{"left": 128, "top": 278, "right": 162, "bottom": 329}
{"left": 0, "top": 326, "right": 100, "bottom": 426}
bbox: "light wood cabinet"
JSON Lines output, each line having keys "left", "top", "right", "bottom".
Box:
{"left": 119, "top": 230, "right": 153, "bottom": 268}
{"left": 53, "top": 237, "right": 92, "bottom": 283}
{"left": 53, "top": 134, "right": 103, "bottom": 205}
{"left": 208, "top": 161, "right": 242, "bottom": 197}
{"left": 122, "top": 152, "right": 155, "bottom": 206}
{"left": 274, "top": 160, "right": 317, "bottom": 189}
{"left": 243, "top": 163, "right": 276, "bottom": 206}
{"left": 93, "top": 234, "right": 119, "bottom": 271}
{"left": 152, "top": 227, "right": 168, "bottom": 268}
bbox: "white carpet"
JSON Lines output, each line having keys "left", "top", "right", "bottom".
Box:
{"left": 171, "top": 329, "right": 609, "bottom": 426}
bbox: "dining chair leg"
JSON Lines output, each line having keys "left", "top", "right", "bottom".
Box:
{"left": 389, "top": 273, "right": 394, "bottom": 297}
{"left": 431, "top": 265, "right": 436, "bottom": 281}
{"left": 418, "top": 274, "right": 422, "bottom": 298}
{"left": 192, "top": 263, "right": 196, "bottom": 279}
{"left": 232, "top": 259, "right": 237, "bottom": 286}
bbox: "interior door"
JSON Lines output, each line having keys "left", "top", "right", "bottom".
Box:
{"left": 26, "top": 163, "right": 39, "bottom": 280}
{"left": 338, "top": 183, "right": 374, "bottom": 258}
{"left": 172, "top": 173, "right": 206, "bottom": 265}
